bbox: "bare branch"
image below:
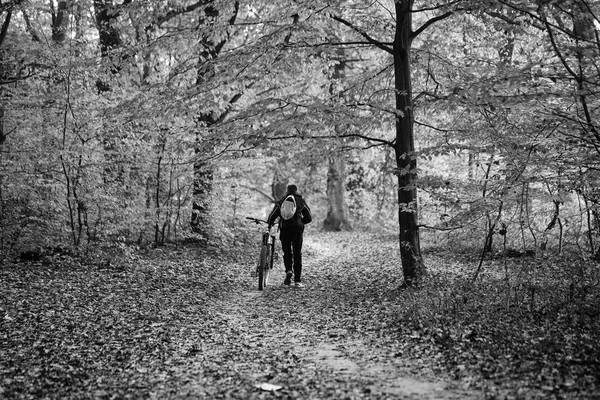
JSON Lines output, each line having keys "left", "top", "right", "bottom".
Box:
{"left": 155, "top": 1, "right": 213, "bottom": 26}
{"left": 418, "top": 223, "right": 464, "bottom": 231}
{"left": 239, "top": 184, "right": 274, "bottom": 203}
{"left": 295, "top": 40, "right": 394, "bottom": 49}
{"left": 412, "top": 1, "right": 462, "bottom": 13}
{"left": 485, "top": 10, "right": 542, "bottom": 29}
{"left": 495, "top": 0, "right": 596, "bottom": 42}
{"left": 415, "top": 120, "right": 459, "bottom": 134}
{"left": 269, "top": 129, "right": 395, "bottom": 148}
{"left": 412, "top": 11, "right": 454, "bottom": 39}
{"left": 540, "top": 8, "right": 580, "bottom": 82}
{"left": 580, "top": 0, "right": 600, "bottom": 24}
{"left": 329, "top": 14, "right": 393, "bottom": 54}
{"left": 0, "top": 8, "right": 11, "bottom": 47}
{"left": 20, "top": 7, "right": 42, "bottom": 42}
{"left": 214, "top": 92, "right": 244, "bottom": 125}
{"left": 335, "top": 132, "right": 395, "bottom": 147}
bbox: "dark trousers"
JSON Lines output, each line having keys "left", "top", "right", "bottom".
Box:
{"left": 280, "top": 226, "right": 304, "bottom": 282}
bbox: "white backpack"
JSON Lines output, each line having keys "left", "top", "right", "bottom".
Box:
{"left": 280, "top": 195, "right": 297, "bottom": 220}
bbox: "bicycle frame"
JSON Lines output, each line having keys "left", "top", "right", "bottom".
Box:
{"left": 247, "top": 217, "right": 277, "bottom": 290}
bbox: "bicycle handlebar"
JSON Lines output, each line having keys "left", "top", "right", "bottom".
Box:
{"left": 246, "top": 216, "right": 267, "bottom": 225}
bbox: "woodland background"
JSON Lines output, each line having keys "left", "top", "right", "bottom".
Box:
{"left": 1, "top": 0, "right": 600, "bottom": 269}
{"left": 1, "top": 1, "right": 600, "bottom": 399}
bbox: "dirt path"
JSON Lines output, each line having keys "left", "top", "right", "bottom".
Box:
{"left": 192, "top": 232, "right": 482, "bottom": 399}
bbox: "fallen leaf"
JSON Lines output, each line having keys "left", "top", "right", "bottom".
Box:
{"left": 255, "top": 382, "right": 283, "bottom": 391}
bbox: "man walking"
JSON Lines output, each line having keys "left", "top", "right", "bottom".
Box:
{"left": 267, "top": 184, "right": 312, "bottom": 288}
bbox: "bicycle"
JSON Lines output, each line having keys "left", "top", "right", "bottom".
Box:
{"left": 246, "top": 217, "right": 277, "bottom": 290}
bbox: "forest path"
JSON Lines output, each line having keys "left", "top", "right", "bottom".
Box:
{"left": 3, "top": 231, "right": 598, "bottom": 399}
{"left": 188, "top": 231, "right": 481, "bottom": 399}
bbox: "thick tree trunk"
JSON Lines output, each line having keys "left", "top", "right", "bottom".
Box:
{"left": 323, "top": 155, "right": 352, "bottom": 232}
{"left": 190, "top": 3, "right": 239, "bottom": 239}
{"left": 190, "top": 4, "right": 221, "bottom": 239}
{"left": 394, "top": 1, "right": 425, "bottom": 286}
{"left": 191, "top": 115, "right": 215, "bottom": 239}
{"left": 51, "top": 1, "right": 69, "bottom": 44}
{"left": 191, "top": 169, "right": 212, "bottom": 237}
{"left": 93, "top": 0, "right": 124, "bottom": 92}
{"left": 271, "top": 168, "right": 288, "bottom": 202}
{"left": 323, "top": 45, "right": 351, "bottom": 231}
{"left": 93, "top": 0, "right": 122, "bottom": 56}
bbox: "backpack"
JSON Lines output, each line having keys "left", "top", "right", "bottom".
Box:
{"left": 280, "top": 195, "right": 297, "bottom": 220}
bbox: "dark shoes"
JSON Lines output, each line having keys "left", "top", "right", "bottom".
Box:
{"left": 284, "top": 270, "right": 293, "bottom": 286}
{"left": 284, "top": 271, "right": 304, "bottom": 289}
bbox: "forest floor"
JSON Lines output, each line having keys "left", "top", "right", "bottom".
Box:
{"left": 1, "top": 230, "right": 599, "bottom": 399}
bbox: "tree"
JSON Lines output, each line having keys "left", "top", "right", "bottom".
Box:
{"left": 325, "top": 1, "right": 457, "bottom": 285}
{"left": 324, "top": 152, "right": 352, "bottom": 231}
{"left": 405, "top": 0, "right": 600, "bottom": 265}
{"left": 464, "top": 0, "right": 600, "bottom": 258}
{"left": 535, "top": 0, "right": 600, "bottom": 257}
{"left": 232, "top": 1, "right": 461, "bottom": 285}
{"left": 324, "top": 47, "right": 352, "bottom": 232}
{"left": 190, "top": 3, "right": 241, "bottom": 239}
{"left": 50, "top": 0, "right": 69, "bottom": 44}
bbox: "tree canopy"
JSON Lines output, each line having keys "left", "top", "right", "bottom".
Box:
{"left": 1, "top": 0, "right": 599, "bottom": 281}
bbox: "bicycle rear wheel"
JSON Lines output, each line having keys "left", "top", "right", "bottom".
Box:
{"left": 258, "top": 245, "right": 269, "bottom": 290}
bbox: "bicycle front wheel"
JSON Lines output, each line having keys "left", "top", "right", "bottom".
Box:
{"left": 263, "top": 248, "right": 271, "bottom": 288}
{"left": 258, "top": 245, "right": 269, "bottom": 290}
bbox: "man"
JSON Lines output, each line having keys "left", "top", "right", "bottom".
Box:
{"left": 267, "top": 184, "right": 312, "bottom": 288}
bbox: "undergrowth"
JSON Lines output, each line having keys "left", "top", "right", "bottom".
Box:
{"left": 371, "top": 234, "right": 600, "bottom": 399}
{"left": 297, "top": 230, "right": 600, "bottom": 398}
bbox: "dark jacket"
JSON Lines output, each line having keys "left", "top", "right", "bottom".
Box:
{"left": 267, "top": 193, "right": 312, "bottom": 230}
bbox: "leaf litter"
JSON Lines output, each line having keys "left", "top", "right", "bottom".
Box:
{"left": 1, "top": 231, "right": 598, "bottom": 399}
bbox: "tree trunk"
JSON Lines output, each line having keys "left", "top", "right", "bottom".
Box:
{"left": 191, "top": 116, "right": 215, "bottom": 239}
{"left": 191, "top": 158, "right": 214, "bottom": 238}
{"left": 93, "top": 0, "right": 124, "bottom": 92}
{"left": 51, "top": 1, "right": 69, "bottom": 44}
{"left": 324, "top": 154, "right": 352, "bottom": 232}
{"left": 190, "top": 4, "right": 221, "bottom": 239}
{"left": 394, "top": 1, "right": 425, "bottom": 286}
{"left": 271, "top": 168, "right": 288, "bottom": 202}
{"left": 323, "top": 45, "right": 351, "bottom": 232}
{"left": 190, "top": 3, "right": 239, "bottom": 239}
{"left": 93, "top": 0, "right": 123, "bottom": 56}
{"left": 0, "top": 9, "right": 11, "bottom": 48}
{"left": 541, "top": 199, "right": 561, "bottom": 250}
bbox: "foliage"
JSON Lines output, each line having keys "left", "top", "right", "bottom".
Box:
{"left": 408, "top": 1, "right": 600, "bottom": 260}
{"left": 1, "top": 1, "right": 599, "bottom": 397}
{"left": 0, "top": 0, "right": 599, "bottom": 322}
